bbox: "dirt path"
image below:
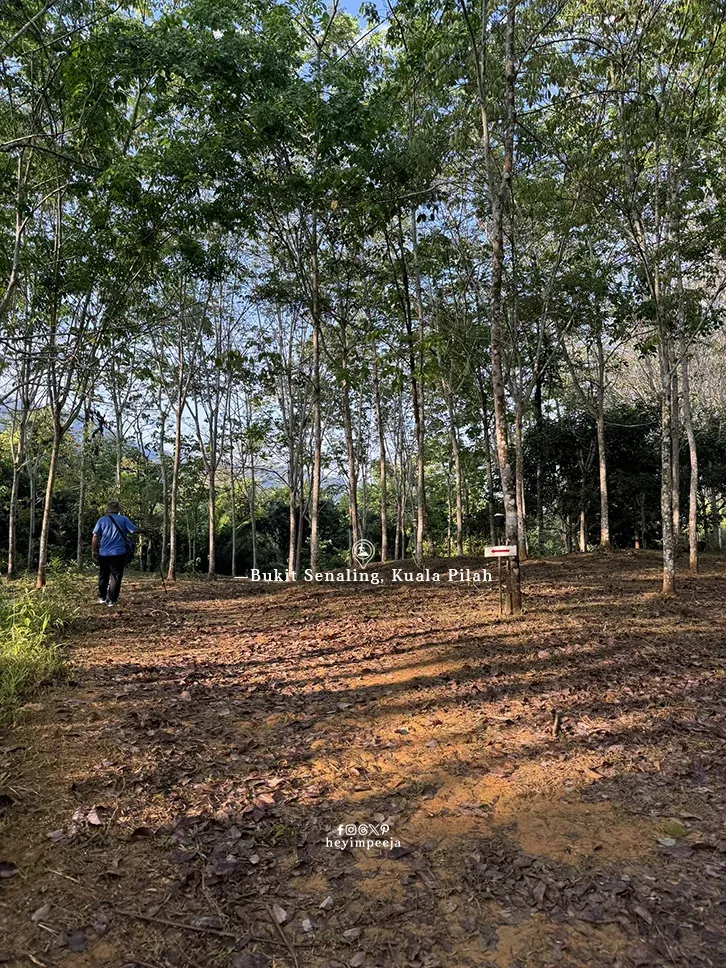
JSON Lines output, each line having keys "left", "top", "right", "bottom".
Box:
{"left": 1, "top": 552, "right": 726, "bottom": 968}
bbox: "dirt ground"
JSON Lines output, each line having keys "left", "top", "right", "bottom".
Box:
{"left": 1, "top": 551, "right": 726, "bottom": 968}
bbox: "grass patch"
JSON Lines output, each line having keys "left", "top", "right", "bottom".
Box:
{"left": 661, "top": 819, "right": 687, "bottom": 839}
{"left": 0, "top": 566, "right": 78, "bottom": 722}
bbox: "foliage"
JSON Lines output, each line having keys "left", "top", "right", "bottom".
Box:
{"left": 0, "top": 566, "right": 78, "bottom": 721}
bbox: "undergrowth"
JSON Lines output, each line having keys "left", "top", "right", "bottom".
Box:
{"left": 0, "top": 559, "right": 79, "bottom": 722}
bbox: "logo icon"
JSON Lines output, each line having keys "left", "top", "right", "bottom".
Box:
{"left": 353, "top": 538, "right": 375, "bottom": 567}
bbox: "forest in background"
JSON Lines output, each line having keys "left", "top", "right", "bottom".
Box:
{"left": 2, "top": 0, "right": 726, "bottom": 605}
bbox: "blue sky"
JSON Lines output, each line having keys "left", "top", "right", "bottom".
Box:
{"left": 339, "top": 0, "right": 366, "bottom": 19}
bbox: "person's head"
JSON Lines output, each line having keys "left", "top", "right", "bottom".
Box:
{"left": 105, "top": 500, "right": 121, "bottom": 515}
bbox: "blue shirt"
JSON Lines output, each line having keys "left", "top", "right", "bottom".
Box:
{"left": 93, "top": 514, "right": 137, "bottom": 556}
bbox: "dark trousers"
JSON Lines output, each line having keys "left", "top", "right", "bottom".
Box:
{"left": 98, "top": 554, "right": 126, "bottom": 603}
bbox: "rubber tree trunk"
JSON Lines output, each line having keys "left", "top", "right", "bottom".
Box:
{"left": 76, "top": 402, "right": 92, "bottom": 569}
{"left": 670, "top": 345, "right": 680, "bottom": 548}
{"left": 452, "top": 420, "right": 464, "bottom": 557}
{"left": 7, "top": 396, "right": 30, "bottom": 576}
{"left": 7, "top": 462, "right": 21, "bottom": 576}
{"left": 249, "top": 443, "right": 257, "bottom": 573}
{"left": 159, "top": 411, "right": 168, "bottom": 576}
{"left": 488, "top": 0, "right": 521, "bottom": 614}
{"left": 681, "top": 352, "right": 698, "bottom": 573}
{"left": 288, "top": 472, "right": 297, "bottom": 578}
{"left": 595, "top": 409, "right": 610, "bottom": 548}
{"left": 373, "top": 356, "right": 388, "bottom": 562}
{"left": 563, "top": 514, "right": 572, "bottom": 554}
{"left": 659, "top": 339, "right": 676, "bottom": 595}
{"left": 167, "top": 405, "right": 182, "bottom": 582}
{"left": 308, "top": 217, "right": 322, "bottom": 577}
{"left": 410, "top": 211, "right": 427, "bottom": 564}
{"left": 36, "top": 421, "right": 62, "bottom": 588}
{"left": 394, "top": 390, "right": 403, "bottom": 560}
{"left": 294, "top": 493, "right": 305, "bottom": 576}
{"left": 535, "top": 378, "right": 544, "bottom": 555}
{"left": 514, "top": 398, "right": 527, "bottom": 559}
{"left": 476, "top": 373, "right": 497, "bottom": 544}
{"left": 27, "top": 459, "right": 36, "bottom": 573}
{"left": 207, "top": 472, "right": 216, "bottom": 576}
{"left": 115, "top": 427, "right": 123, "bottom": 501}
{"left": 341, "top": 377, "right": 360, "bottom": 562}
{"left": 710, "top": 485, "right": 720, "bottom": 549}
{"left": 229, "top": 433, "right": 236, "bottom": 578}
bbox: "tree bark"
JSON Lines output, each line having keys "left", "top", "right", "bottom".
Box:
{"left": 288, "top": 471, "right": 298, "bottom": 578}
{"left": 659, "top": 339, "right": 676, "bottom": 595}
{"left": 535, "top": 377, "right": 544, "bottom": 555}
{"left": 475, "top": 371, "right": 497, "bottom": 544}
{"left": 595, "top": 410, "right": 610, "bottom": 549}
{"left": 563, "top": 513, "right": 572, "bottom": 554}
{"left": 309, "top": 216, "right": 322, "bottom": 577}
{"left": 76, "top": 400, "right": 92, "bottom": 569}
{"left": 488, "top": 0, "right": 521, "bottom": 613}
{"left": 710, "top": 485, "right": 720, "bottom": 549}
{"left": 27, "top": 456, "right": 36, "bottom": 573}
{"left": 373, "top": 355, "right": 388, "bottom": 562}
{"left": 159, "top": 410, "right": 168, "bottom": 575}
{"left": 341, "top": 369, "right": 360, "bottom": 560}
{"left": 451, "top": 414, "right": 464, "bottom": 557}
{"left": 514, "top": 398, "right": 527, "bottom": 558}
{"left": 167, "top": 400, "right": 182, "bottom": 582}
{"left": 207, "top": 473, "right": 216, "bottom": 576}
{"left": 295, "top": 487, "right": 305, "bottom": 576}
{"left": 681, "top": 351, "right": 698, "bottom": 573}
{"left": 409, "top": 210, "right": 427, "bottom": 564}
{"left": 670, "top": 345, "right": 680, "bottom": 548}
{"left": 36, "top": 421, "right": 61, "bottom": 589}
{"left": 595, "top": 331, "right": 611, "bottom": 548}
{"left": 248, "top": 421, "right": 257, "bottom": 573}
{"left": 7, "top": 355, "right": 32, "bottom": 576}
{"left": 229, "top": 430, "right": 237, "bottom": 578}
{"left": 7, "top": 458, "right": 21, "bottom": 576}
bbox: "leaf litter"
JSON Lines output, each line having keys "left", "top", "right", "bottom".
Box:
{"left": 0, "top": 552, "right": 725, "bottom": 966}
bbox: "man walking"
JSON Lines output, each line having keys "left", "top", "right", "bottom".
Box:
{"left": 91, "top": 501, "right": 138, "bottom": 607}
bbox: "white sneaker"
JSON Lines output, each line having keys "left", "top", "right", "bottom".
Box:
{"left": 98, "top": 597, "right": 106, "bottom": 604}
{"left": 107, "top": 601, "right": 115, "bottom": 608}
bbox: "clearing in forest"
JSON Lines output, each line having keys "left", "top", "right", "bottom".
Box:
{"left": 1, "top": 552, "right": 726, "bottom": 968}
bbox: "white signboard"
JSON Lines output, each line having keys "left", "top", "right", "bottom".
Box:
{"left": 484, "top": 545, "right": 518, "bottom": 558}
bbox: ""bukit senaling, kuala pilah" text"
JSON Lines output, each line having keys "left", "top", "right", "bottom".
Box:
{"left": 248, "top": 568, "right": 492, "bottom": 585}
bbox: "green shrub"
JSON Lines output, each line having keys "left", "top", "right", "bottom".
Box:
{"left": 0, "top": 567, "right": 79, "bottom": 722}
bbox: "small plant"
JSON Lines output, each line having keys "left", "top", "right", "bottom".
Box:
{"left": 661, "top": 819, "right": 687, "bottom": 839}
{"left": 0, "top": 574, "right": 79, "bottom": 722}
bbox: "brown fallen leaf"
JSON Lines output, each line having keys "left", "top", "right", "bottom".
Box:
{"left": 633, "top": 905, "right": 653, "bottom": 925}
{"left": 31, "top": 904, "right": 52, "bottom": 923}
{"left": 87, "top": 806, "right": 108, "bottom": 826}
{"left": 272, "top": 902, "right": 288, "bottom": 924}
